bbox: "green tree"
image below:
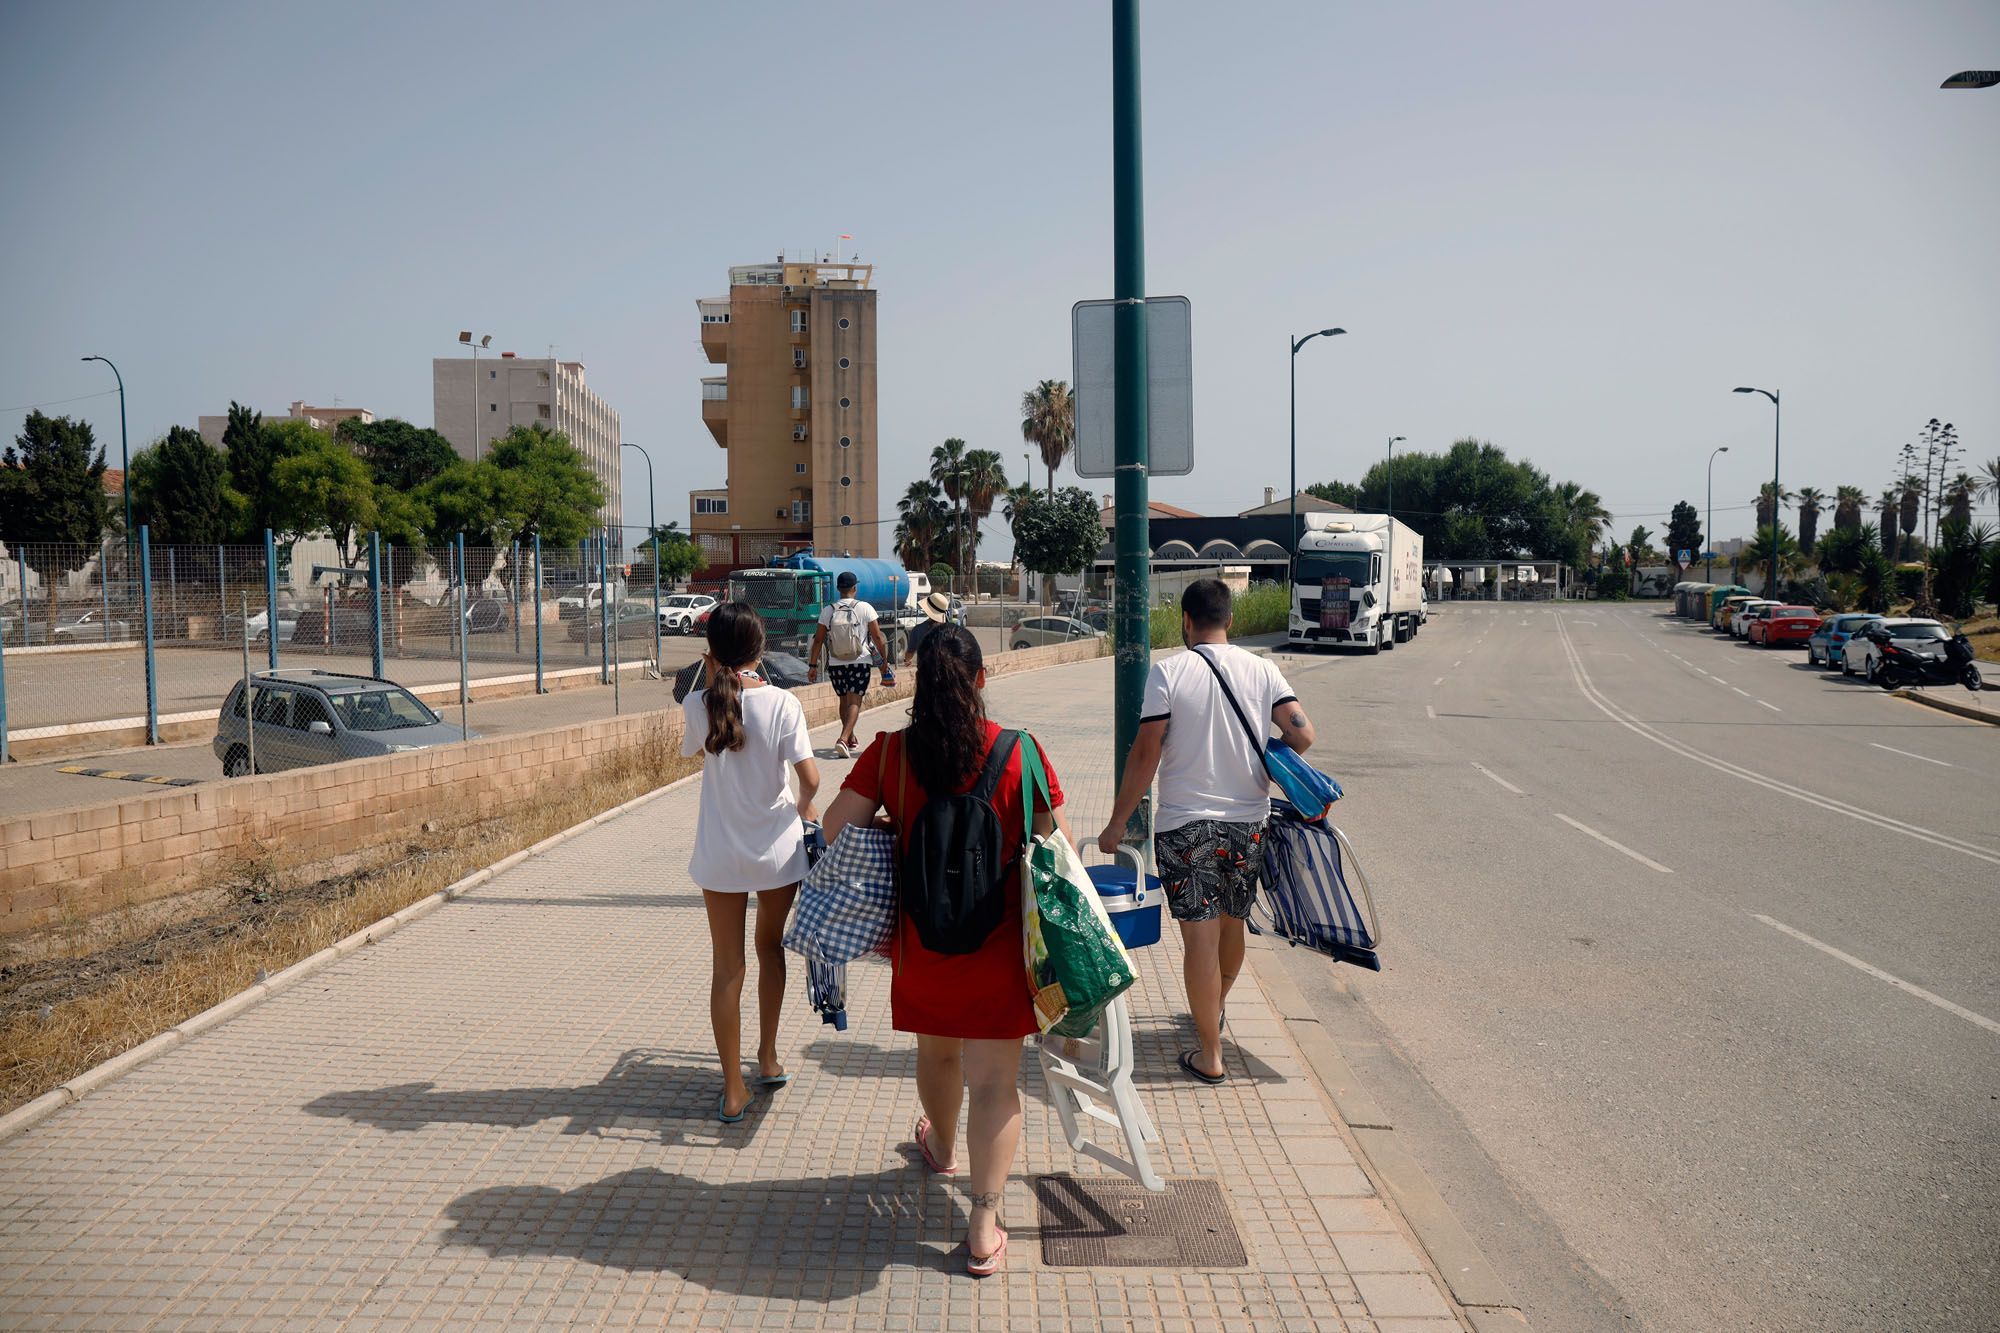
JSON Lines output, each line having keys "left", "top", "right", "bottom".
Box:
{"left": 639, "top": 522, "right": 705, "bottom": 584}
{"left": 1742, "top": 523, "right": 1803, "bottom": 595}
{"left": 929, "top": 438, "right": 972, "bottom": 575}
{"left": 129, "top": 426, "right": 240, "bottom": 546}
{"left": 1898, "top": 474, "right": 1922, "bottom": 557}
{"left": 220, "top": 403, "right": 304, "bottom": 538}
{"left": 1000, "top": 481, "right": 1038, "bottom": 589}
{"left": 1753, "top": 481, "right": 1793, "bottom": 534}
{"left": 894, "top": 479, "right": 948, "bottom": 571}
{"left": 417, "top": 459, "right": 509, "bottom": 585}
{"left": 486, "top": 423, "right": 604, "bottom": 549}
{"left": 269, "top": 431, "right": 384, "bottom": 568}
{"left": 1019, "top": 380, "right": 1074, "bottom": 497}
{"left": 0, "top": 412, "right": 110, "bottom": 637}
{"left": 1930, "top": 520, "right": 1992, "bottom": 619}
{"left": 1978, "top": 456, "right": 2000, "bottom": 528}
{"left": 959, "top": 448, "right": 1008, "bottom": 566}
{"left": 1795, "top": 487, "right": 1825, "bottom": 554}
{"left": 1010, "top": 487, "right": 1103, "bottom": 597}
{"left": 1815, "top": 524, "right": 1872, "bottom": 576}
{"left": 1305, "top": 479, "right": 1361, "bottom": 509}
{"left": 1833, "top": 485, "right": 1865, "bottom": 532}
{"left": 339, "top": 418, "right": 459, "bottom": 493}
{"left": 1664, "top": 501, "right": 1703, "bottom": 567}
{"left": 1877, "top": 487, "right": 1900, "bottom": 557}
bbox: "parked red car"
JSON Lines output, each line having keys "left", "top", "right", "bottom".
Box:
{"left": 1747, "top": 605, "right": 1822, "bottom": 648}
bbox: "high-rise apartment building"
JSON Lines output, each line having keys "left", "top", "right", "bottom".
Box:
{"left": 694, "top": 258, "right": 878, "bottom": 565}
{"left": 433, "top": 355, "right": 621, "bottom": 528}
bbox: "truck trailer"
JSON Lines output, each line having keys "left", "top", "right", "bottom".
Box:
{"left": 725, "top": 553, "right": 923, "bottom": 658}
{"left": 1288, "top": 515, "right": 1425, "bottom": 653}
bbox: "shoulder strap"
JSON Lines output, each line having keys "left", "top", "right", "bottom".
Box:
{"left": 1193, "top": 646, "right": 1266, "bottom": 755}
{"left": 969, "top": 729, "right": 1020, "bottom": 803}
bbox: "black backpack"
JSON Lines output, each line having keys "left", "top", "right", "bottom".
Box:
{"left": 897, "top": 730, "right": 1021, "bottom": 955}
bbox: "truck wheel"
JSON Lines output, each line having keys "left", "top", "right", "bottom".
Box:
{"left": 1365, "top": 630, "right": 1382, "bottom": 656}
{"left": 1383, "top": 624, "right": 1397, "bottom": 650}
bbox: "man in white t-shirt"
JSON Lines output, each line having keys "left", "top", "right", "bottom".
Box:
{"left": 1098, "top": 578, "right": 1315, "bottom": 1086}
{"left": 807, "top": 570, "right": 892, "bottom": 758}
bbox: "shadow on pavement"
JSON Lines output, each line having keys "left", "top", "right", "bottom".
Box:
{"left": 451, "top": 892, "right": 708, "bottom": 910}
{"left": 303, "top": 1048, "right": 774, "bottom": 1147}
{"left": 440, "top": 1165, "right": 958, "bottom": 1294}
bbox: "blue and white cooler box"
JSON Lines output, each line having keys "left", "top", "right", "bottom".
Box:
{"left": 1084, "top": 848, "right": 1162, "bottom": 950}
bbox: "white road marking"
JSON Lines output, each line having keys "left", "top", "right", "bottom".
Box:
{"left": 1695, "top": 668, "right": 1712, "bottom": 677}
{"left": 1710, "top": 676, "right": 1729, "bottom": 686}
{"left": 1553, "top": 618, "right": 2000, "bottom": 867}
{"left": 1554, "top": 813, "right": 1673, "bottom": 873}
{"left": 1453, "top": 660, "right": 1463, "bottom": 669}
{"left": 1471, "top": 762, "right": 1524, "bottom": 794}
{"left": 1870, "top": 743, "right": 1951, "bottom": 768}
{"left": 1754, "top": 915, "right": 2000, "bottom": 1037}
{"left": 1757, "top": 700, "right": 1781, "bottom": 712}
{"left": 1432, "top": 676, "right": 1444, "bottom": 687}
{"left": 1425, "top": 704, "right": 1436, "bottom": 719}
{"left": 1732, "top": 687, "right": 1751, "bottom": 697}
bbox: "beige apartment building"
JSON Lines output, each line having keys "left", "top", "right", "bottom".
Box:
{"left": 198, "top": 401, "right": 373, "bottom": 448}
{"left": 694, "top": 258, "right": 879, "bottom": 565}
{"left": 433, "top": 355, "right": 621, "bottom": 528}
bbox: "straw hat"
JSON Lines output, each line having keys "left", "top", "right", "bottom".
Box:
{"left": 918, "top": 590, "right": 953, "bottom": 623}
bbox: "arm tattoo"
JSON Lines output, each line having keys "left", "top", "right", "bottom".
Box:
{"left": 968, "top": 1191, "right": 1003, "bottom": 1210}
{"left": 1288, "top": 710, "right": 1308, "bottom": 730}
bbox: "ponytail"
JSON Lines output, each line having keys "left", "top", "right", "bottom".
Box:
{"left": 701, "top": 602, "right": 765, "bottom": 754}
{"left": 906, "top": 626, "right": 988, "bottom": 792}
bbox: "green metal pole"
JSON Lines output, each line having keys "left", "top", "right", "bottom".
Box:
{"left": 1111, "top": 0, "right": 1151, "bottom": 813}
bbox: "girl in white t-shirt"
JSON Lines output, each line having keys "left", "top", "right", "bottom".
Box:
{"left": 682, "top": 602, "right": 820, "bottom": 1123}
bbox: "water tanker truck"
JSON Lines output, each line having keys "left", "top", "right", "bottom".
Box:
{"left": 725, "top": 553, "right": 923, "bottom": 658}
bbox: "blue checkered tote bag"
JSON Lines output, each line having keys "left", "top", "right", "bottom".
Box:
{"left": 1253, "top": 800, "right": 1382, "bottom": 971}
{"left": 784, "top": 823, "right": 896, "bottom": 1028}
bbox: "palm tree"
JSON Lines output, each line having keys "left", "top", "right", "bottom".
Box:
{"left": 1000, "top": 481, "right": 1037, "bottom": 589}
{"left": 1020, "top": 380, "right": 1075, "bottom": 498}
{"left": 1833, "top": 484, "right": 1865, "bottom": 532}
{"left": 1552, "top": 480, "right": 1611, "bottom": 553}
{"left": 1898, "top": 473, "right": 1922, "bottom": 556}
{"left": 1945, "top": 472, "right": 1975, "bottom": 527}
{"left": 929, "top": 438, "right": 971, "bottom": 577}
{"left": 1979, "top": 456, "right": 2000, "bottom": 527}
{"left": 1753, "top": 481, "right": 1794, "bottom": 533}
{"left": 1795, "top": 487, "right": 1825, "bottom": 555}
{"left": 959, "top": 449, "right": 1009, "bottom": 573}
{"left": 1877, "top": 487, "right": 1900, "bottom": 558}
{"left": 895, "top": 479, "right": 947, "bottom": 571}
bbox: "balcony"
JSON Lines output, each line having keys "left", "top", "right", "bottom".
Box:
{"left": 701, "top": 377, "right": 727, "bottom": 446}
{"left": 698, "top": 298, "right": 729, "bottom": 364}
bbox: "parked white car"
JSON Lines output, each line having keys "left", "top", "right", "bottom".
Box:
{"left": 1730, "top": 600, "right": 1779, "bottom": 638}
{"left": 657, "top": 593, "right": 717, "bottom": 635}
{"left": 1839, "top": 617, "right": 1950, "bottom": 681}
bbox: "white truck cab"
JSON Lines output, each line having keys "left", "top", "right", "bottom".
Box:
{"left": 1288, "top": 515, "right": 1424, "bottom": 653}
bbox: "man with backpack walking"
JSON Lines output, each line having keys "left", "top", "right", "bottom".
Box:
{"left": 1097, "top": 578, "right": 1315, "bottom": 1086}
{"left": 808, "top": 570, "right": 893, "bottom": 758}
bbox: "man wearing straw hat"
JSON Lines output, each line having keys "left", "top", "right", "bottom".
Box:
{"left": 901, "top": 589, "right": 956, "bottom": 666}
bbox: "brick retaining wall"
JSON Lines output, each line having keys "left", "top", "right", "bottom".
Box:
{"left": 0, "top": 637, "right": 1104, "bottom": 943}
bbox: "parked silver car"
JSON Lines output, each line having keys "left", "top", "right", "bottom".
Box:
{"left": 1009, "top": 615, "right": 1103, "bottom": 650}
{"left": 212, "top": 669, "right": 475, "bottom": 776}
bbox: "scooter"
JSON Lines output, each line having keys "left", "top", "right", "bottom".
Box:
{"left": 1873, "top": 631, "right": 1985, "bottom": 692}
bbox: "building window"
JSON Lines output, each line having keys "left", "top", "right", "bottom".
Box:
{"left": 838, "top": 356, "right": 850, "bottom": 369}
{"left": 840, "top": 475, "right": 851, "bottom": 487}
{"left": 695, "top": 496, "right": 728, "bottom": 515}
{"left": 538, "top": 404, "right": 551, "bottom": 419}
{"left": 838, "top": 317, "right": 850, "bottom": 329}
{"left": 791, "top": 310, "right": 808, "bottom": 333}
{"left": 839, "top": 436, "right": 851, "bottom": 448}
{"left": 795, "top": 462, "right": 807, "bottom": 474}
{"left": 488, "top": 369, "right": 496, "bottom": 379}
{"left": 838, "top": 396, "right": 850, "bottom": 409}
{"left": 791, "top": 386, "right": 808, "bottom": 410}
{"left": 489, "top": 403, "right": 497, "bottom": 412}
{"left": 840, "top": 515, "right": 852, "bottom": 527}
{"left": 791, "top": 499, "right": 811, "bottom": 523}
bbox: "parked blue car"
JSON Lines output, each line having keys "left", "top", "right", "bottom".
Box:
{"left": 1807, "top": 613, "right": 1883, "bottom": 668}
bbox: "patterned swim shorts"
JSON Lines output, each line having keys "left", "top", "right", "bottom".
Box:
{"left": 1156, "top": 818, "right": 1266, "bottom": 923}
{"left": 827, "top": 662, "right": 873, "bottom": 697}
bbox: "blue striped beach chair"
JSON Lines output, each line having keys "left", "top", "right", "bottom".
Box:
{"left": 1254, "top": 799, "right": 1382, "bottom": 970}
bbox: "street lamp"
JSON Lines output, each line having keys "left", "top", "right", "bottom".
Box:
{"left": 1289, "top": 328, "right": 1346, "bottom": 561}
{"left": 456, "top": 331, "right": 492, "bottom": 458}
{"left": 1733, "top": 387, "right": 1780, "bottom": 599}
{"left": 1384, "top": 435, "right": 1406, "bottom": 518}
{"left": 1940, "top": 70, "right": 1999, "bottom": 88}
{"left": 79, "top": 356, "right": 130, "bottom": 563}
{"left": 1706, "top": 446, "right": 1728, "bottom": 583}
{"left": 622, "top": 442, "right": 660, "bottom": 670}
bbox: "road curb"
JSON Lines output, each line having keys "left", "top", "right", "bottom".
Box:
{"left": 1253, "top": 942, "right": 1530, "bottom": 1326}
{"left": 1893, "top": 688, "right": 1998, "bottom": 725}
{"left": 0, "top": 769, "right": 704, "bottom": 1146}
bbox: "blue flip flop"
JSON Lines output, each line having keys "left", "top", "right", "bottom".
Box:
{"left": 754, "top": 1073, "right": 792, "bottom": 1090}
{"left": 717, "top": 1093, "right": 748, "bottom": 1124}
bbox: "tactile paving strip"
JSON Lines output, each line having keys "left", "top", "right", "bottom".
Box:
{"left": 1034, "top": 1175, "right": 1248, "bottom": 1268}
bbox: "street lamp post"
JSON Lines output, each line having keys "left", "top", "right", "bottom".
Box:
{"left": 1288, "top": 328, "right": 1346, "bottom": 561}
{"left": 456, "top": 331, "right": 492, "bottom": 458}
{"left": 1706, "top": 446, "right": 1729, "bottom": 583}
{"left": 1385, "top": 434, "right": 1405, "bottom": 633}
{"left": 1733, "top": 387, "right": 1780, "bottom": 598}
{"left": 622, "top": 442, "right": 660, "bottom": 670}
{"left": 80, "top": 356, "right": 130, "bottom": 566}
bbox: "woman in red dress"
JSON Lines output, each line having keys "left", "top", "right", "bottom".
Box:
{"left": 820, "top": 626, "right": 1070, "bottom": 1276}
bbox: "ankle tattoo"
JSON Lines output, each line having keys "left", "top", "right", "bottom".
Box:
{"left": 969, "top": 1191, "right": 1003, "bottom": 1211}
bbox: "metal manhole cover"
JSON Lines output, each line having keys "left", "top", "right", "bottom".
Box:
{"left": 1033, "top": 1176, "right": 1246, "bottom": 1268}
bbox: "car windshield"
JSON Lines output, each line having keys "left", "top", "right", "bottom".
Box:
{"left": 330, "top": 688, "right": 439, "bottom": 731}
{"left": 1296, "top": 554, "right": 1371, "bottom": 585}
{"left": 1837, "top": 618, "right": 1877, "bottom": 630}
{"left": 1891, "top": 624, "right": 1948, "bottom": 641}
{"left": 1776, "top": 608, "right": 1815, "bottom": 616}
{"left": 729, "top": 575, "right": 797, "bottom": 610}
{"left": 664, "top": 596, "right": 698, "bottom": 608}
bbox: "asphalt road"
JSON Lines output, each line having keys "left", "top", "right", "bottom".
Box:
{"left": 1268, "top": 603, "right": 1998, "bottom": 1332}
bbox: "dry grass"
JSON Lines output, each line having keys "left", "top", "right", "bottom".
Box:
{"left": 1958, "top": 611, "right": 1999, "bottom": 664}
{"left": 0, "top": 741, "right": 700, "bottom": 1115}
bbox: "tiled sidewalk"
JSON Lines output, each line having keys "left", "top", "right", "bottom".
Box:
{"left": 0, "top": 656, "right": 1464, "bottom": 1332}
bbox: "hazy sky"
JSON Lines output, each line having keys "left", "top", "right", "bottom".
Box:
{"left": 3, "top": 1, "right": 1995, "bottom": 554}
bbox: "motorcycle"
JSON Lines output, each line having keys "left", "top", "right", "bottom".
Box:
{"left": 1871, "top": 629, "right": 1985, "bottom": 692}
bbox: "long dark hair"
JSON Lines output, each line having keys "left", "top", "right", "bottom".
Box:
{"left": 906, "top": 625, "right": 988, "bottom": 792}
{"left": 702, "top": 602, "right": 764, "bottom": 754}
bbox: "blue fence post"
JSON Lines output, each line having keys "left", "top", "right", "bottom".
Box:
{"left": 510, "top": 540, "right": 521, "bottom": 657}
{"left": 140, "top": 526, "right": 158, "bottom": 745}
{"left": 1, "top": 593, "right": 10, "bottom": 765}
{"left": 14, "top": 550, "right": 26, "bottom": 644}
{"left": 596, "top": 528, "right": 611, "bottom": 684}
{"left": 216, "top": 544, "right": 225, "bottom": 646}
{"left": 369, "top": 531, "right": 384, "bottom": 679}
{"left": 533, "top": 533, "right": 545, "bottom": 693}
{"left": 102, "top": 539, "right": 114, "bottom": 643}
{"left": 456, "top": 533, "right": 470, "bottom": 713}
{"left": 263, "top": 528, "right": 278, "bottom": 671}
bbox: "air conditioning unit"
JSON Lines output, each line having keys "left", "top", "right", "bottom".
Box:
{"left": 792, "top": 349, "right": 807, "bottom": 369}
{"left": 792, "top": 425, "right": 808, "bottom": 442}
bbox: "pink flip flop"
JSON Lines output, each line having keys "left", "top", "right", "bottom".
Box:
{"left": 914, "top": 1116, "right": 958, "bottom": 1176}
{"left": 967, "top": 1228, "right": 1008, "bottom": 1277}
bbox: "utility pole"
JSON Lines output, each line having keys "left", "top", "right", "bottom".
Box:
{"left": 1111, "top": 0, "right": 1151, "bottom": 817}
